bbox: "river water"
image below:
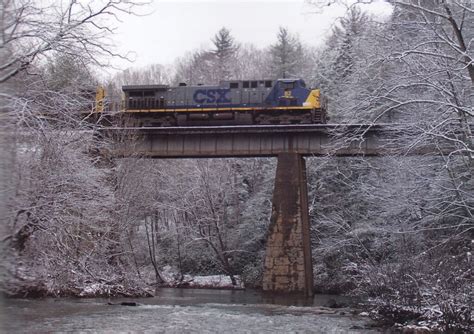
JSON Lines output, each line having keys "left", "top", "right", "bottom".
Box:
{"left": 1, "top": 289, "right": 380, "bottom": 333}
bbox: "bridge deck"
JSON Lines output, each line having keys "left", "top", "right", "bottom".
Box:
{"left": 98, "top": 124, "right": 461, "bottom": 158}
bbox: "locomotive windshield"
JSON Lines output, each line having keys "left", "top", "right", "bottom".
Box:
{"left": 277, "top": 79, "right": 306, "bottom": 89}
{"left": 280, "top": 82, "right": 295, "bottom": 89}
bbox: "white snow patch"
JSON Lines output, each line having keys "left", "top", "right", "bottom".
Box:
{"left": 80, "top": 283, "right": 103, "bottom": 296}
{"left": 184, "top": 275, "right": 243, "bottom": 288}
{"left": 161, "top": 265, "right": 244, "bottom": 289}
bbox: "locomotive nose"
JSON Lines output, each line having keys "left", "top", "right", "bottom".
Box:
{"left": 303, "top": 89, "right": 322, "bottom": 109}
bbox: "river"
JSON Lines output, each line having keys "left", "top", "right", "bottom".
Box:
{"left": 1, "top": 289, "right": 380, "bottom": 333}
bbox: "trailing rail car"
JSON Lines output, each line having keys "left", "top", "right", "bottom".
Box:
{"left": 99, "top": 78, "right": 328, "bottom": 126}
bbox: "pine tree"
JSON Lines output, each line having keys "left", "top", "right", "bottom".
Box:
{"left": 45, "top": 54, "right": 96, "bottom": 93}
{"left": 311, "top": 6, "right": 377, "bottom": 122}
{"left": 211, "top": 27, "right": 238, "bottom": 80}
{"left": 270, "top": 27, "right": 303, "bottom": 79}
{"left": 329, "top": 6, "right": 368, "bottom": 82}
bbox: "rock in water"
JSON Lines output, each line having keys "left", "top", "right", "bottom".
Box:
{"left": 107, "top": 301, "right": 140, "bottom": 306}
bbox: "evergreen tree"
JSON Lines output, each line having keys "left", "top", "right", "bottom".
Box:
{"left": 327, "top": 6, "right": 369, "bottom": 85}
{"left": 211, "top": 27, "right": 238, "bottom": 80}
{"left": 311, "top": 6, "right": 378, "bottom": 122}
{"left": 44, "top": 54, "right": 96, "bottom": 93}
{"left": 270, "top": 27, "right": 303, "bottom": 78}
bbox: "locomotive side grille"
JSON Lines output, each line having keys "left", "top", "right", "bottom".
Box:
{"left": 128, "top": 97, "right": 165, "bottom": 109}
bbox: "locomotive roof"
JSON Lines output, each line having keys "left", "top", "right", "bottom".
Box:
{"left": 122, "top": 84, "right": 169, "bottom": 91}
{"left": 122, "top": 79, "right": 305, "bottom": 91}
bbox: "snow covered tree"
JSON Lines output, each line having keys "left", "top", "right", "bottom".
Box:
{"left": 211, "top": 27, "right": 238, "bottom": 80}
{"left": 0, "top": 0, "right": 152, "bottom": 297}
{"left": 174, "top": 50, "right": 216, "bottom": 85}
{"left": 381, "top": 0, "right": 474, "bottom": 239}
{"left": 307, "top": 2, "right": 472, "bottom": 329}
{"left": 0, "top": 0, "right": 147, "bottom": 85}
{"left": 311, "top": 5, "right": 381, "bottom": 122}
{"left": 270, "top": 27, "right": 304, "bottom": 78}
{"left": 328, "top": 7, "right": 370, "bottom": 83}
{"left": 174, "top": 28, "right": 240, "bottom": 84}
{"left": 44, "top": 54, "right": 96, "bottom": 92}
{"left": 233, "top": 44, "right": 272, "bottom": 79}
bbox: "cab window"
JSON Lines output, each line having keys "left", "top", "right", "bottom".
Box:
{"left": 280, "top": 81, "right": 295, "bottom": 90}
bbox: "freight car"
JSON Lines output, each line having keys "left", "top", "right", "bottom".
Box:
{"left": 98, "top": 78, "right": 327, "bottom": 126}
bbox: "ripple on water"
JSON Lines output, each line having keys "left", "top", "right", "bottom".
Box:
{"left": 1, "top": 290, "right": 380, "bottom": 333}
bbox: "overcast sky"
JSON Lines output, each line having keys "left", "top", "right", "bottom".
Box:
{"left": 111, "top": 0, "right": 391, "bottom": 72}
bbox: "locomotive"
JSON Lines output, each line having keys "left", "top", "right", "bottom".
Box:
{"left": 96, "top": 78, "right": 328, "bottom": 126}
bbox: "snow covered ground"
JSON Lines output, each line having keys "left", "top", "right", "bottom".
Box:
{"left": 160, "top": 266, "right": 244, "bottom": 289}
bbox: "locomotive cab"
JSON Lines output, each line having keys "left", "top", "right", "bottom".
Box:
{"left": 278, "top": 79, "right": 298, "bottom": 106}
{"left": 274, "top": 79, "right": 307, "bottom": 107}
{"left": 123, "top": 85, "right": 169, "bottom": 110}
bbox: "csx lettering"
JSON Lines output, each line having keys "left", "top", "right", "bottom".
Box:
{"left": 193, "top": 89, "right": 231, "bottom": 104}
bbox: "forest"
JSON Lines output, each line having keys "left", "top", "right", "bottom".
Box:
{"left": 0, "top": 0, "right": 472, "bottom": 332}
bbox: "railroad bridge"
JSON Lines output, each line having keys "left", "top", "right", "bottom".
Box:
{"left": 97, "top": 123, "right": 460, "bottom": 297}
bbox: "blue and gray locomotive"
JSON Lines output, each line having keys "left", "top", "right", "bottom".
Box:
{"left": 96, "top": 78, "right": 327, "bottom": 126}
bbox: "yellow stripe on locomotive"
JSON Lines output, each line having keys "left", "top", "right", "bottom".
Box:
{"left": 95, "top": 86, "right": 106, "bottom": 112}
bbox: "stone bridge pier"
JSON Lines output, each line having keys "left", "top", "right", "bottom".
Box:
{"left": 262, "top": 153, "right": 313, "bottom": 297}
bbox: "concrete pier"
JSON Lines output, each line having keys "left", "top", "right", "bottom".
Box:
{"left": 262, "top": 153, "right": 313, "bottom": 296}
